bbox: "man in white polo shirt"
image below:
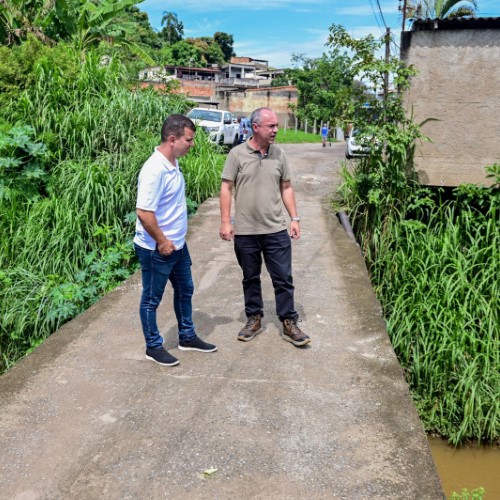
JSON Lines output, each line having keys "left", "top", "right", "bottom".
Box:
{"left": 134, "top": 114, "right": 217, "bottom": 367}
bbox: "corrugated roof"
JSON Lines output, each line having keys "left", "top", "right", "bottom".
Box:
{"left": 411, "top": 16, "right": 500, "bottom": 31}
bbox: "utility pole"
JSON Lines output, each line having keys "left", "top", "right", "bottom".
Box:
{"left": 384, "top": 27, "right": 390, "bottom": 103}
{"left": 401, "top": 0, "right": 408, "bottom": 31}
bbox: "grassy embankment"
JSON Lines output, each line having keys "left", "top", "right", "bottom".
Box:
{"left": 339, "top": 140, "right": 499, "bottom": 445}
{"left": 0, "top": 41, "right": 224, "bottom": 374}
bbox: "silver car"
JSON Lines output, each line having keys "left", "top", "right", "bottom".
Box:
{"left": 345, "top": 129, "right": 370, "bottom": 159}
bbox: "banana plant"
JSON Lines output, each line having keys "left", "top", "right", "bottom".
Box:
{"left": 54, "top": 0, "right": 154, "bottom": 64}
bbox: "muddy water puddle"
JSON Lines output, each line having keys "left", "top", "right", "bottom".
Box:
{"left": 428, "top": 436, "right": 500, "bottom": 498}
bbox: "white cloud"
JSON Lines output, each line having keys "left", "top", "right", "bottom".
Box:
{"left": 234, "top": 31, "right": 331, "bottom": 68}
{"left": 142, "top": 0, "right": 327, "bottom": 12}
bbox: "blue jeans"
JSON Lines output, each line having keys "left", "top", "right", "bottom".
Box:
{"left": 134, "top": 243, "right": 196, "bottom": 349}
{"left": 234, "top": 230, "right": 298, "bottom": 322}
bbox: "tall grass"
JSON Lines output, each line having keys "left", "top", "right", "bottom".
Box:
{"left": 372, "top": 193, "right": 499, "bottom": 444}
{"left": 0, "top": 48, "right": 224, "bottom": 374}
{"left": 337, "top": 118, "right": 422, "bottom": 265}
{"left": 181, "top": 130, "right": 225, "bottom": 205}
{"left": 339, "top": 159, "right": 500, "bottom": 444}
{"left": 6, "top": 53, "right": 187, "bottom": 164}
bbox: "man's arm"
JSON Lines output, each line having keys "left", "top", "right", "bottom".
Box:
{"left": 219, "top": 179, "right": 234, "bottom": 240}
{"left": 280, "top": 180, "right": 300, "bottom": 240}
{"left": 136, "top": 208, "right": 176, "bottom": 255}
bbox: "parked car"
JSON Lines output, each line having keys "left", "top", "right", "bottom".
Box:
{"left": 345, "top": 129, "right": 371, "bottom": 159}
{"left": 240, "top": 117, "right": 252, "bottom": 142}
{"left": 186, "top": 108, "right": 240, "bottom": 147}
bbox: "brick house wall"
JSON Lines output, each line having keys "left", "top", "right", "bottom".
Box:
{"left": 223, "top": 86, "right": 298, "bottom": 126}
{"left": 139, "top": 80, "right": 298, "bottom": 127}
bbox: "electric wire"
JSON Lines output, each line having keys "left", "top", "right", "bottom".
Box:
{"left": 369, "top": 0, "right": 385, "bottom": 34}
{"left": 375, "top": 0, "right": 388, "bottom": 28}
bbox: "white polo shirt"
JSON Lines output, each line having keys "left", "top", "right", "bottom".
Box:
{"left": 133, "top": 147, "right": 187, "bottom": 250}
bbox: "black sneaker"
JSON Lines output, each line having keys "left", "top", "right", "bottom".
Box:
{"left": 281, "top": 319, "right": 311, "bottom": 347}
{"left": 238, "top": 315, "right": 262, "bottom": 342}
{"left": 178, "top": 336, "right": 217, "bottom": 353}
{"left": 145, "top": 347, "right": 179, "bottom": 366}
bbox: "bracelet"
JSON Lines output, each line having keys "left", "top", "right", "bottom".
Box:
{"left": 291, "top": 217, "right": 301, "bottom": 222}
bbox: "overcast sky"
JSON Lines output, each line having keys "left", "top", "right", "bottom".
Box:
{"left": 141, "top": 0, "right": 500, "bottom": 68}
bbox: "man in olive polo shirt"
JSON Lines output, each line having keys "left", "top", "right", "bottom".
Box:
{"left": 219, "top": 107, "right": 310, "bottom": 347}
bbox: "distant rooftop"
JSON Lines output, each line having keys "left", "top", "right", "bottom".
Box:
{"left": 230, "top": 56, "right": 269, "bottom": 66}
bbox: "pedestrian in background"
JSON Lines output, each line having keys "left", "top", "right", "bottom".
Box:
{"left": 321, "top": 123, "right": 328, "bottom": 147}
{"left": 134, "top": 114, "right": 217, "bottom": 367}
{"left": 219, "top": 107, "right": 311, "bottom": 347}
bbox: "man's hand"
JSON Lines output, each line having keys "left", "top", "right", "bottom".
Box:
{"left": 219, "top": 221, "right": 234, "bottom": 241}
{"left": 157, "top": 239, "right": 176, "bottom": 255}
{"left": 290, "top": 221, "right": 300, "bottom": 240}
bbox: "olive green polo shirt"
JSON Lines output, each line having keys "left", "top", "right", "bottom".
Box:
{"left": 222, "top": 142, "right": 292, "bottom": 235}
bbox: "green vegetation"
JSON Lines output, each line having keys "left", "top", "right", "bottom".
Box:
{"left": 405, "top": 0, "right": 477, "bottom": 26}
{"left": 332, "top": 26, "right": 499, "bottom": 445}
{"left": 450, "top": 487, "right": 485, "bottom": 500}
{"left": 0, "top": 1, "right": 236, "bottom": 73}
{"left": 276, "top": 129, "right": 324, "bottom": 144}
{"left": 367, "top": 173, "right": 500, "bottom": 445}
{"left": 285, "top": 51, "right": 355, "bottom": 129}
{"left": 0, "top": 37, "right": 224, "bottom": 374}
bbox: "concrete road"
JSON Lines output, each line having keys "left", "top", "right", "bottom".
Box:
{"left": 0, "top": 142, "right": 443, "bottom": 499}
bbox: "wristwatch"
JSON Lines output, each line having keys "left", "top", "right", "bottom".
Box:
{"left": 291, "top": 217, "right": 301, "bottom": 222}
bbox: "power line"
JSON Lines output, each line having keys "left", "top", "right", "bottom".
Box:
{"left": 375, "top": 0, "right": 388, "bottom": 28}
{"left": 369, "top": 0, "right": 385, "bottom": 34}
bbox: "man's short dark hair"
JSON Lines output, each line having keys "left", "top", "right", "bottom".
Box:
{"left": 250, "top": 107, "right": 273, "bottom": 128}
{"left": 161, "top": 114, "right": 196, "bottom": 142}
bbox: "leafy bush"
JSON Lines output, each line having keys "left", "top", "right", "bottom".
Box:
{"left": 0, "top": 124, "right": 49, "bottom": 202}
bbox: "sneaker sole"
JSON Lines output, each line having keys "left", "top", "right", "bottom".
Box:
{"left": 280, "top": 333, "right": 311, "bottom": 347}
{"left": 145, "top": 354, "right": 179, "bottom": 366}
{"left": 237, "top": 328, "right": 262, "bottom": 342}
{"left": 178, "top": 345, "right": 218, "bottom": 353}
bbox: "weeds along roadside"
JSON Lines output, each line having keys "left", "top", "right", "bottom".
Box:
{"left": 328, "top": 22, "right": 499, "bottom": 445}
{"left": 338, "top": 125, "right": 499, "bottom": 445}
{"left": 0, "top": 44, "right": 224, "bottom": 374}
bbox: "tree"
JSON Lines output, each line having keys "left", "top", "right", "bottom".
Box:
{"left": 186, "top": 36, "right": 225, "bottom": 66}
{"left": 213, "top": 31, "right": 234, "bottom": 61}
{"left": 55, "top": 0, "right": 155, "bottom": 64}
{"left": 169, "top": 40, "right": 202, "bottom": 67}
{"left": 0, "top": 0, "right": 154, "bottom": 64}
{"left": 285, "top": 51, "right": 356, "bottom": 126}
{"left": 0, "top": 0, "right": 57, "bottom": 46}
{"left": 124, "top": 6, "right": 162, "bottom": 50}
{"left": 160, "top": 11, "right": 183, "bottom": 44}
{"left": 270, "top": 74, "right": 289, "bottom": 87}
{"left": 406, "top": 0, "right": 477, "bottom": 21}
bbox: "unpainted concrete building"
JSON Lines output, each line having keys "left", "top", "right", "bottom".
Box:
{"left": 401, "top": 17, "right": 500, "bottom": 186}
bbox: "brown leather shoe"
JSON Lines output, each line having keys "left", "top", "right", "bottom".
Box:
{"left": 281, "top": 319, "right": 310, "bottom": 347}
{"left": 238, "top": 315, "right": 262, "bottom": 342}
